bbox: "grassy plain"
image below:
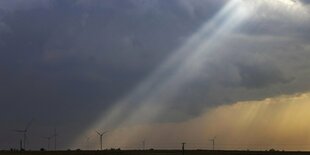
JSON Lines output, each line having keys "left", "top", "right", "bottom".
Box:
{"left": 0, "top": 150, "right": 309, "bottom": 155}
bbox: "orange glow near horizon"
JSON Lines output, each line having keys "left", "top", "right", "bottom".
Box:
{"left": 85, "top": 93, "right": 310, "bottom": 151}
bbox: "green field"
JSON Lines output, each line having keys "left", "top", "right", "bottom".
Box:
{"left": 0, "top": 150, "right": 309, "bottom": 155}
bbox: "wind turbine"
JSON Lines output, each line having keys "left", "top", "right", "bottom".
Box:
{"left": 209, "top": 136, "right": 216, "bottom": 150}
{"left": 96, "top": 130, "right": 107, "bottom": 150}
{"left": 13, "top": 119, "right": 34, "bottom": 150}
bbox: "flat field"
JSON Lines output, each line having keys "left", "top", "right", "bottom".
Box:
{"left": 0, "top": 150, "right": 309, "bottom": 155}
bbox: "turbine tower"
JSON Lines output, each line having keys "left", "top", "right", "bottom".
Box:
{"left": 181, "top": 142, "right": 186, "bottom": 155}
{"left": 13, "top": 119, "right": 34, "bottom": 150}
{"left": 43, "top": 136, "right": 52, "bottom": 150}
{"left": 86, "top": 137, "right": 90, "bottom": 150}
{"left": 209, "top": 136, "right": 216, "bottom": 150}
{"left": 96, "top": 130, "right": 107, "bottom": 150}
{"left": 142, "top": 140, "right": 145, "bottom": 150}
{"left": 53, "top": 128, "right": 58, "bottom": 151}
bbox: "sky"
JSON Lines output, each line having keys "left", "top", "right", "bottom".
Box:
{"left": 0, "top": 0, "right": 310, "bottom": 151}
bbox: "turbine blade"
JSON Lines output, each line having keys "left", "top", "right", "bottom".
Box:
{"left": 95, "top": 131, "right": 101, "bottom": 135}
{"left": 25, "top": 119, "right": 34, "bottom": 131}
{"left": 12, "top": 129, "right": 25, "bottom": 133}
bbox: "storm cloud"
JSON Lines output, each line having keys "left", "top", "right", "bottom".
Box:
{"left": 0, "top": 0, "right": 309, "bottom": 150}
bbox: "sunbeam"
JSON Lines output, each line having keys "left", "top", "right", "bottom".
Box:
{"left": 72, "top": 0, "right": 254, "bottom": 148}
{"left": 72, "top": 0, "right": 309, "bottom": 149}
{"left": 1, "top": 0, "right": 310, "bottom": 151}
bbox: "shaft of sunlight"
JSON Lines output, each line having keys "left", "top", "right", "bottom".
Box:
{"left": 71, "top": 0, "right": 307, "bottom": 149}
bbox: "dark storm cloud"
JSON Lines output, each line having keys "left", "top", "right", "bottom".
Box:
{"left": 1, "top": 0, "right": 310, "bottom": 150}
{"left": 0, "top": 0, "right": 50, "bottom": 12}
{"left": 140, "top": 0, "right": 310, "bottom": 120}
{"left": 158, "top": 28, "right": 310, "bottom": 119}
{"left": 0, "top": 0, "right": 226, "bottom": 149}
{"left": 237, "top": 63, "right": 290, "bottom": 88}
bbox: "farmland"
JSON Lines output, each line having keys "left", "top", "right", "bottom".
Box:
{"left": 0, "top": 150, "right": 309, "bottom": 155}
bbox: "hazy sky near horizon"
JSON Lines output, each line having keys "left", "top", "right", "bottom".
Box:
{"left": 0, "top": 0, "right": 310, "bottom": 150}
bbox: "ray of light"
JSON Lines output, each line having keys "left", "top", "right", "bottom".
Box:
{"left": 71, "top": 0, "right": 253, "bottom": 148}
{"left": 72, "top": 0, "right": 308, "bottom": 149}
